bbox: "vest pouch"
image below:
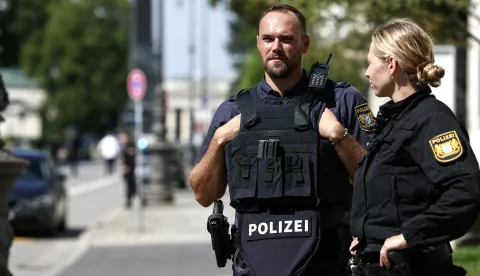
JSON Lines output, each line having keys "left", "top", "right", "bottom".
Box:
{"left": 256, "top": 157, "right": 283, "bottom": 198}
{"left": 229, "top": 155, "right": 257, "bottom": 200}
{"left": 284, "top": 156, "right": 312, "bottom": 197}
{"left": 237, "top": 210, "right": 320, "bottom": 276}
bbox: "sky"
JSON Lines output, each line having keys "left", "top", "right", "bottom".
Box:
{"left": 161, "top": 0, "right": 235, "bottom": 80}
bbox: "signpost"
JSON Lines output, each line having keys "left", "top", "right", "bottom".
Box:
{"left": 127, "top": 68, "right": 147, "bottom": 232}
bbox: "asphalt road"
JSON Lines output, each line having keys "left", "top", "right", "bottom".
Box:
{"left": 58, "top": 244, "right": 233, "bottom": 276}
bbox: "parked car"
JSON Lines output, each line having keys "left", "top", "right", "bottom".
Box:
{"left": 8, "top": 148, "right": 68, "bottom": 235}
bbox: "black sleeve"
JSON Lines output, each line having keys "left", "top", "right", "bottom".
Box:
{"left": 402, "top": 111, "right": 480, "bottom": 248}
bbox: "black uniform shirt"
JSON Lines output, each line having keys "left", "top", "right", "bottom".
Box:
{"left": 196, "top": 70, "right": 375, "bottom": 163}
{"left": 122, "top": 141, "right": 136, "bottom": 169}
{"left": 351, "top": 89, "right": 480, "bottom": 249}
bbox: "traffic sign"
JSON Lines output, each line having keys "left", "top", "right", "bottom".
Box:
{"left": 127, "top": 68, "right": 147, "bottom": 101}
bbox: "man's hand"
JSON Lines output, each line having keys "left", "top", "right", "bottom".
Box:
{"left": 380, "top": 234, "right": 408, "bottom": 268}
{"left": 318, "top": 108, "right": 345, "bottom": 143}
{"left": 213, "top": 114, "right": 241, "bottom": 145}
{"left": 122, "top": 164, "right": 130, "bottom": 173}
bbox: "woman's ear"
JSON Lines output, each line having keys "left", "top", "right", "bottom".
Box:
{"left": 387, "top": 56, "right": 398, "bottom": 75}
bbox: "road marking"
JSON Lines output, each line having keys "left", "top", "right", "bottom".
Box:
{"left": 67, "top": 175, "right": 120, "bottom": 197}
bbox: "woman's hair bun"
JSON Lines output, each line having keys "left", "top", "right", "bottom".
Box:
{"left": 418, "top": 63, "right": 445, "bottom": 88}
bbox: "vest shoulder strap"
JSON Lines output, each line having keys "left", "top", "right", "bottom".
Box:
{"left": 334, "top": 81, "right": 351, "bottom": 88}
{"left": 236, "top": 87, "right": 259, "bottom": 128}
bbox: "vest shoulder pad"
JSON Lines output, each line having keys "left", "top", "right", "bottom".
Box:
{"left": 236, "top": 87, "right": 253, "bottom": 96}
{"left": 334, "top": 81, "right": 351, "bottom": 88}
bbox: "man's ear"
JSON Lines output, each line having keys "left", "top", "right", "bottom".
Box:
{"left": 302, "top": 34, "right": 310, "bottom": 54}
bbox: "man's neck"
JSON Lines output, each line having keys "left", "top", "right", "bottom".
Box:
{"left": 265, "top": 67, "right": 304, "bottom": 97}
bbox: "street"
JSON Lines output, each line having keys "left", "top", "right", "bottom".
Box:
{"left": 8, "top": 160, "right": 235, "bottom": 276}
{"left": 9, "top": 160, "right": 124, "bottom": 276}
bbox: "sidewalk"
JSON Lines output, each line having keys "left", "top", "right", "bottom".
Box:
{"left": 57, "top": 189, "right": 236, "bottom": 276}
{"left": 89, "top": 189, "right": 236, "bottom": 247}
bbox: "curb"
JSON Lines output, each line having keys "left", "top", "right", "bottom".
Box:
{"left": 43, "top": 207, "right": 124, "bottom": 276}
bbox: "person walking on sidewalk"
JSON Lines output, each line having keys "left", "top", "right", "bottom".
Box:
{"left": 96, "top": 131, "right": 121, "bottom": 175}
{"left": 120, "top": 132, "right": 136, "bottom": 208}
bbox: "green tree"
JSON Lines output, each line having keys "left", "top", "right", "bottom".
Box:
{"left": 0, "top": 0, "right": 56, "bottom": 67}
{"left": 211, "top": 0, "right": 474, "bottom": 94}
{"left": 23, "top": 0, "right": 130, "bottom": 134}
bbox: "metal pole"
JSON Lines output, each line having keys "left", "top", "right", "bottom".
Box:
{"left": 201, "top": 0, "right": 208, "bottom": 137}
{"left": 146, "top": 0, "right": 174, "bottom": 204}
{"left": 134, "top": 100, "right": 145, "bottom": 232}
{"left": 188, "top": 0, "right": 197, "bottom": 168}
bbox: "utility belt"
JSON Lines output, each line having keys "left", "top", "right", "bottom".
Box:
{"left": 347, "top": 243, "right": 452, "bottom": 276}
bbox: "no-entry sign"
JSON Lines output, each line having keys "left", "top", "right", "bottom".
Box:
{"left": 127, "top": 68, "right": 147, "bottom": 101}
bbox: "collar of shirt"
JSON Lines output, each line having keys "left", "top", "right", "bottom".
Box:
{"left": 379, "top": 87, "right": 432, "bottom": 120}
{"left": 257, "top": 69, "right": 309, "bottom": 101}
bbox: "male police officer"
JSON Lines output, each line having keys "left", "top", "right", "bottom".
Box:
{"left": 190, "top": 4, "right": 373, "bottom": 276}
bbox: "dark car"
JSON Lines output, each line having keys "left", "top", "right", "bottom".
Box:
{"left": 8, "top": 148, "right": 68, "bottom": 235}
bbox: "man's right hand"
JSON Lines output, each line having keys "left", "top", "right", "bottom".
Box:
{"left": 213, "top": 114, "right": 241, "bottom": 145}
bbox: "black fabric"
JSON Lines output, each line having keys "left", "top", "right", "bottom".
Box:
{"left": 352, "top": 90, "right": 480, "bottom": 252}
{"left": 225, "top": 86, "right": 352, "bottom": 276}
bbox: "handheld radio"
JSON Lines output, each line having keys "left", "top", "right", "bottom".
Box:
{"left": 308, "top": 53, "right": 332, "bottom": 91}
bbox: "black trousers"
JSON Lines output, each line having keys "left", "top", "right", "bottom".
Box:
{"left": 124, "top": 172, "right": 136, "bottom": 203}
{"left": 105, "top": 158, "right": 116, "bottom": 175}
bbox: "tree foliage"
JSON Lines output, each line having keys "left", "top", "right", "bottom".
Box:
{"left": 211, "top": 0, "right": 473, "bottom": 94}
{"left": 1, "top": 0, "right": 131, "bottom": 135}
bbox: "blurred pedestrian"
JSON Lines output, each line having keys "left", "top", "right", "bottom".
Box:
{"left": 120, "top": 132, "right": 136, "bottom": 208}
{"left": 96, "top": 131, "right": 121, "bottom": 175}
{"left": 49, "top": 134, "right": 63, "bottom": 165}
{"left": 67, "top": 131, "right": 82, "bottom": 177}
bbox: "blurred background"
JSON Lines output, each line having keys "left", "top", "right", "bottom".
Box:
{"left": 0, "top": 0, "right": 479, "bottom": 275}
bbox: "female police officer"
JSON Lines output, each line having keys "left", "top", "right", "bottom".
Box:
{"left": 349, "top": 18, "right": 480, "bottom": 276}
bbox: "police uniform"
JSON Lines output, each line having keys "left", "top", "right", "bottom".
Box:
{"left": 351, "top": 89, "right": 480, "bottom": 276}
{"left": 197, "top": 70, "right": 375, "bottom": 276}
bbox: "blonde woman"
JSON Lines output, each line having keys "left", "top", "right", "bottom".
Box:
{"left": 349, "top": 19, "right": 480, "bottom": 276}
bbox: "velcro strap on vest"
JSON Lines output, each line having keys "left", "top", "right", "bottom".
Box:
{"left": 294, "top": 92, "right": 313, "bottom": 131}
{"left": 241, "top": 157, "right": 256, "bottom": 179}
{"left": 264, "top": 158, "right": 275, "bottom": 185}
{"left": 236, "top": 88, "right": 260, "bottom": 128}
{"left": 292, "top": 156, "right": 304, "bottom": 184}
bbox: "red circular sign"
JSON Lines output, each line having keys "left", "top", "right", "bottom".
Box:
{"left": 127, "top": 69, "right": 147, "bottom": 101}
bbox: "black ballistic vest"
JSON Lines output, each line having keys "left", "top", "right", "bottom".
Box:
{"left": 225, "top": 84, "right": 350, "bottom": 276}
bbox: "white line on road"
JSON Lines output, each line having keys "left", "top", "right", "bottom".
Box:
{"left": 67, "top": 174, "right": 121, "bottom": 197}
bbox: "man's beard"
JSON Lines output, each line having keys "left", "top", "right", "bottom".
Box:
{"left": 261, "top": 58, "right": 291, "bottom": 79}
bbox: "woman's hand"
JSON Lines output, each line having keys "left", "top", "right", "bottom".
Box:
{"left": 350, "top": 237, "right": 359, "bottom": 257}
{"left": 380, "top": 234, "right": 408, "bottom": 268}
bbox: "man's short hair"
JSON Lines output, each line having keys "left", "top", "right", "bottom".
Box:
{"left": 259, "top": 4, "right": 307, "bottom": 35}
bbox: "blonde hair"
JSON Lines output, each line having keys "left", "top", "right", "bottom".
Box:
{"left": 371, "top": 18, "right": 445, "bottom": 88}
